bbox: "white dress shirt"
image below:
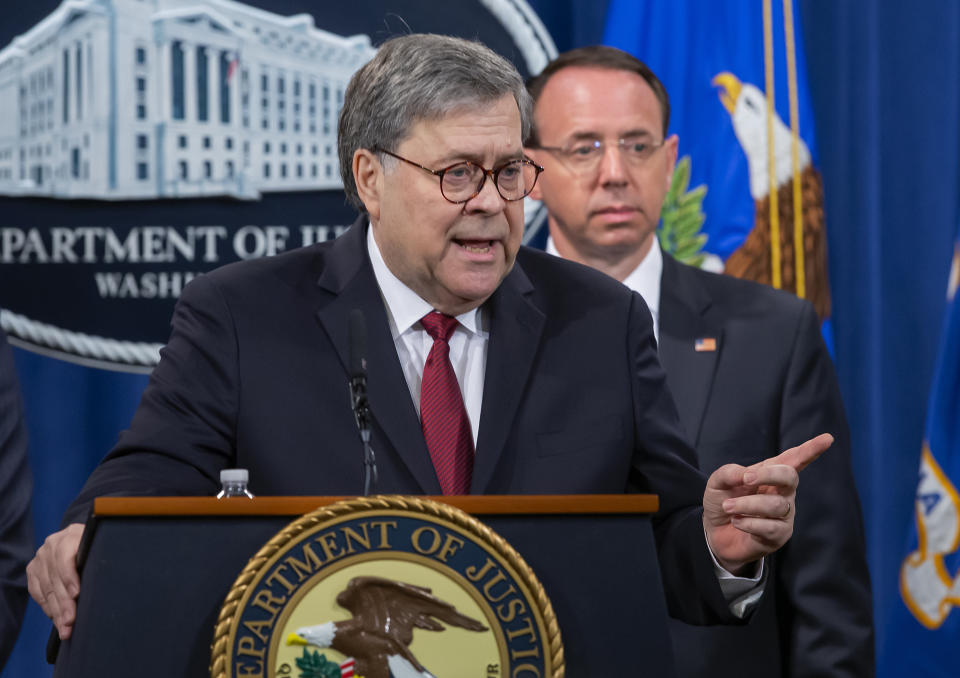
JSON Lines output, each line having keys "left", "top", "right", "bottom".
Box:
{"left": 367, "top": 226, "right": 488, "bottom": 447}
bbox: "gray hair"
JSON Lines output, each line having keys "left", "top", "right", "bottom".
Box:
{"left": 338, "top": 33, "right": 532, "bottom": 211}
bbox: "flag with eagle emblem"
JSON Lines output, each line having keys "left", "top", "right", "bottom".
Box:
{"left": 885, "top": 236, "right": 960, "bottom": 677}
{"left": 603, "top": 0, "right": 831, "bottom": 330}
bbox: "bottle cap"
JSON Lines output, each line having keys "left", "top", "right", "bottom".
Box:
{"left": 220, "top": 468, "right": 249, "bottom": 484}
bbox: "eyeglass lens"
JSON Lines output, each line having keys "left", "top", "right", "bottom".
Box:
{"left": 561, "top": 136, "right": 661, "bottom": 171}
{"left": 441, "top": 161, "right": 539, "bottom": 202}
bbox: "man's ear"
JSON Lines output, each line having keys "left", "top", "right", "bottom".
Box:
{"left": 353, "top": 149, "right": 383, "bottom": 220}
{"left": 524, "top": 148, "right": 544, "bottom": 201}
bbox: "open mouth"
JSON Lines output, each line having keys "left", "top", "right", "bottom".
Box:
{"left": 455, "top": 239, "right": 495, "bottom": 254}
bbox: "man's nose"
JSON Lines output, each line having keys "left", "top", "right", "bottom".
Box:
{"left": 464, "top": 173, "right": 507, "bottom": 213}
{"left": 597, "top": 144, "right": 628, "bottom": 186}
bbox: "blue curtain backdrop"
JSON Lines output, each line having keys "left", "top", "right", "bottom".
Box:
{"left": 5, "top": 1, "right": 960, "bottom": 675}
{"left": 800, "top": 3, "right": 960, "bottom": 674}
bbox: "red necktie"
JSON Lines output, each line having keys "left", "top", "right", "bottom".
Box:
{"left": 420, "top": 312, "right": 474, "bottom": 495}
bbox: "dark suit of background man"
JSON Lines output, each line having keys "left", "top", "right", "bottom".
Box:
{"left": 0, "top": 327, "right": 33, "bottom": 671}
{"left": 28, "top": 34, "right": 830, "bottom": 659}
{"left": 524, "top": 46, "right": 874, "bottom": 678}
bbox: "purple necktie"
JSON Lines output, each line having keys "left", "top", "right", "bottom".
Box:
{"left": 419, "top": 312, "right": 474, "bottom": 495}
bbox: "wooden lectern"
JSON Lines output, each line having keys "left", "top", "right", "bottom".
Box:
{"left": 52, "top": 494, "right": 675, "bottom": 676}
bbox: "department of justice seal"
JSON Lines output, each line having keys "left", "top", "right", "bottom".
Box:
{"left": 210, "top": 496, "right": 563, "bottom": 678}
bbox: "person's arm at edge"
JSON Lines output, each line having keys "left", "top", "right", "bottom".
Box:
{"left": 0, "top": 330, "right": 33, "bottom": 667}
{"left": 28, "top": 272, "right": 242, "bottom": 639}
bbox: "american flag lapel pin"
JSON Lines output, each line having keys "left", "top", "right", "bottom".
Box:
{"left": 694, "top": 337, "right": 717, "bottom": 352}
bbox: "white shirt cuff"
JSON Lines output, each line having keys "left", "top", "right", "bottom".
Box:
{"left": 705, "top": 529, "right": 767, "bottom": 618}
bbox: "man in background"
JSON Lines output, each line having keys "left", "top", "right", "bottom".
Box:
{"left": 525, "top": 46, "right": 873, "bottom": 677}
{"left": 0, "top": 327, "right": 32, "bottom": 671}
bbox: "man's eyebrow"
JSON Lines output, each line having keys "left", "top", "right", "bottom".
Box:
{"left": 565, "top": 131, "right": 602, "bottom": 142}
{"left": 435, "top": 151, "right": 525, "bottom": 166}
{"left": 493, "top": 151, "right": 526, "bottom": 165}
{"left": 563, "top": 128, "right": 656, "bottom": 142}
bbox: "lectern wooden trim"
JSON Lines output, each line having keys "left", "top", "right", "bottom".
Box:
{"left": 92, "top": 493, "right": 658, "bottom": 516}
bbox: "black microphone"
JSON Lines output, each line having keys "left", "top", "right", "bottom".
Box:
{"left": 348, "top": 309, "right": 377, "bottom": 495}
{"left": 348, "top": 308, "right": 367, "bottom": 381}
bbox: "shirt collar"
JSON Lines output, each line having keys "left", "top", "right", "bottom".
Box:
{"left": 544, "top": 234, "right": 663, "bottom": 316}
{"left": 621, "top": 237, "right": 662, "bottom": 320}
{"left": 366, "top": 223, "right": 483, "bottom": 337}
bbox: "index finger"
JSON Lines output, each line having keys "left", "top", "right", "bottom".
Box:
{"left": 54, "top": 542, "right": 81, "bottom": 598}
{"left": 751, "top": 433, "right": 834, "bottom": 473}
{"left": 53, "top": 524, "right": 84, "bottom": 597}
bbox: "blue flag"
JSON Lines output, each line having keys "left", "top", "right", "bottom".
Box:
{"left": 603, "top": 0, "right": 831, "bottom": 339}
{"left": 885, "top": 238, "right": 960, "bottom": 676}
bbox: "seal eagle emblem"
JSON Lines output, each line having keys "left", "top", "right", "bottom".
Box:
{"left": 288, "top": 576, "right": 488, "bottom": 678}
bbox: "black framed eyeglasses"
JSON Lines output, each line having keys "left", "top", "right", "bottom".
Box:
{"left": 530, "top": 136, "right": 665, "bottom": 175}
{"left": 375, "top": 148, "right": 544, "bottom": 204}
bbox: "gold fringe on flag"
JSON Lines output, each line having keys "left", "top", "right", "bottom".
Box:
{"left": 762, "top": 0, "right": 781, "bottom": 289}
{"left": 783, "top": 0, "right": 806, "bottom": 299}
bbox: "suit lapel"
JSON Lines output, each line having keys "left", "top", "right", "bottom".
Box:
{"left": 471, "top": 263, "right": 545, "bottom": 494}
{"left": 657, "top": 254, "right": 723, "bottom": 446}
{"left": 313, "top": 218, "right": 441, "bottom": 494}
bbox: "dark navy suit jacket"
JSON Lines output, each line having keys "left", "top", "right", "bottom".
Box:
{"left": 0, "top": 328, "right": 32, "bottom": 671}
{"left": 66, "top": 219, "right": 735, "bottom": 625}
{"left": 658, "top": 253, "right": 874, "bottom": 678}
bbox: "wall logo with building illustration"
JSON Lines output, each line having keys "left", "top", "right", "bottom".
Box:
{"left": 0, "top": 0, "right": 376, "bottom": 201}
{"left": 0, "top": 0, "right": 556, "bottom": 370}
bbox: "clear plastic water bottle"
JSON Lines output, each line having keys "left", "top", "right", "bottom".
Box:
{"left": 217, "top": 468, "right": 254, "bottom": 498}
